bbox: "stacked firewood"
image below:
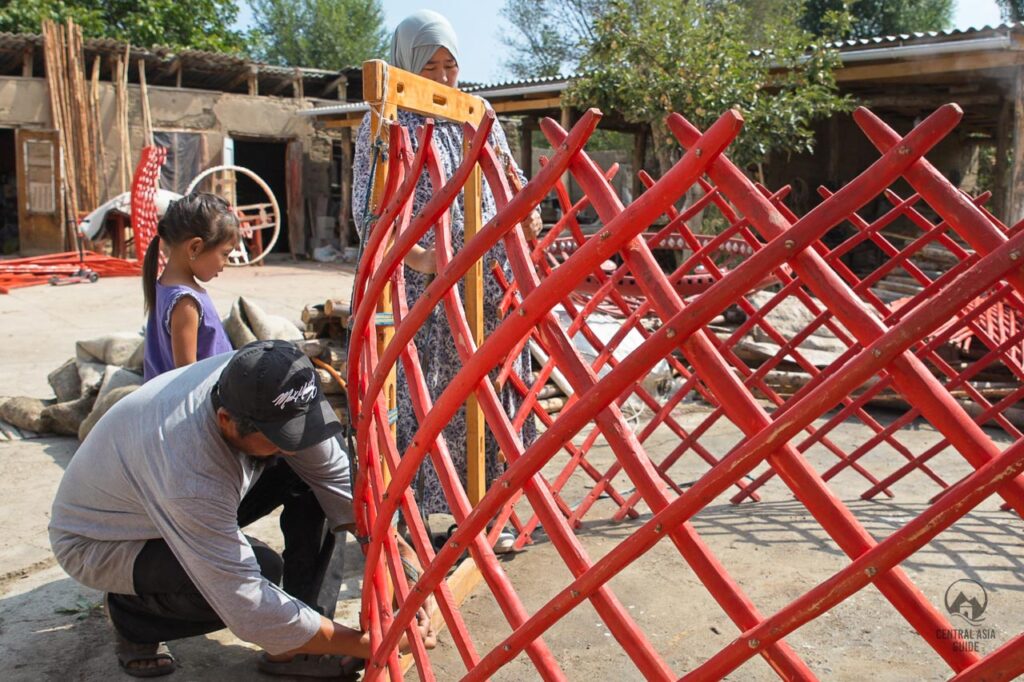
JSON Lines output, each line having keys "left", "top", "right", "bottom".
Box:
{"left": 300, "top": 299, "right": 350, "bottom": 423}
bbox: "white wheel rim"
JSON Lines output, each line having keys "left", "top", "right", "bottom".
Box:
{"left": 185, "top": 164, "right": 282, "bottom": 266}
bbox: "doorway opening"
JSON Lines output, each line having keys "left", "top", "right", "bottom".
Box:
{"left": 0, "top": 129, "right": 18, "bottom": 253}
{"left": 232, "top": 138, "right": 289, "bottom": 254}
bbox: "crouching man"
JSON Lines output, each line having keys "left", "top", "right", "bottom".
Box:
{"left": 50, "top": 340, "right": 432, "bottom": 678}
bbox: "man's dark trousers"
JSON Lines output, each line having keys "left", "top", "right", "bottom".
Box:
{"left": 106, "top": 457, "right": 348, "bottom": 644}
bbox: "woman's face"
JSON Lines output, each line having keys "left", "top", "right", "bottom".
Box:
{"left": 420, "top": 47, "right": 458, "bottom": 87}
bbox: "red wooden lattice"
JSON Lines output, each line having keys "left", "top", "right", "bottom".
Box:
{"left": 348, "top": 104, "right": 1024, "bottom": 680}
{"left": 130, "top": 145, "right": 167, "bottom": 262}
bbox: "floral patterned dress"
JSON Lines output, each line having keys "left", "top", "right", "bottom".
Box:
{"left": 352, "top": 109, "right": 536, "bottom": 516}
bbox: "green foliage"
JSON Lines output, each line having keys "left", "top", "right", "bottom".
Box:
{"left": 248, "top": 0, "right": 388, "bottom": 70}
{"left": 0, "top": 0, "right": 248, "bottom": 53}
{"left": 801, "top": 0, "right": 954, "bottom": 39}
{"left": 996, "top": 0, "right": 1024, "bottom": 22}
{"left": 567, "top": 0, "right": 851, "bottom": 170}
{"left": 54, "top": 595, "right": 102, "bottom": 620}
{"left": 499, "top": 0, "right": 573, "bottom": 77}
{"left": 499, "top": 0, "right": 605, "bottom": 79}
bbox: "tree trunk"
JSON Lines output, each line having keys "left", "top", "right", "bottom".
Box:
{"left": 650, "top": 116, "right": 703, "bottom": 231}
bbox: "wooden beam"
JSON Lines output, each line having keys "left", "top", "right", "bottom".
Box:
{"left": 400, "top": 556, "right": 485, "bottom": 674}
{"left": 490, "top": 95, "right": 562, "bottom": 114}
{"left": 363, "top": 59, "right": 485, "bottom": 125}
{"left": 1009, "top": 66, "right": 1024, "bottom": 225}
{"left": 339, "top": 127, "right": 353, "bottom": 247}
{"left": 163, "top": 57, "right": 182, "bottom": 88}
{"left": 632, "top": 125, "right": 647, "bottom": 201}
{"left": 138, "top": 59, "right": 153, "bottom": 147}
{"left": 827, "top": 116, "right": 840, "bottom": 186}
{"left": 293, "top": 67, "right": 304, "bottom": 100}
{"left": 465, "top": 134, "right": 485, "bottom": 506}
{"left": 836, "top": 50, "right": 1024, "bottom": 82}
{"left": 22, "top": 46, "right": 33, "bottom": 78}
{"left": 226, "top": 64, "right": 257, "bottom": 92}
{"left": 320, "top": 73, "right": 348, "bottom": 100}
{"left": 323, "top": 117, "right": 365, "bottom": 129}
{"left": 266, "top": 76, "right": 296, "bottom": 97}
{"left": 994, "top": 98, "right": 1012, "bottom": 219}
{"left": 859, "top": 92, "right": 1001, "bottom": 108}
{"left": 520, "top": 116, "right": 535, "bottom": 180}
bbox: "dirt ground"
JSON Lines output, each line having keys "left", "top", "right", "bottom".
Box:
{"left": 1, "top": 256, "right": 1022, "bottom": 681}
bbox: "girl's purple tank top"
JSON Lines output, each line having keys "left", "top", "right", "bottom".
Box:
{"left": 143, "top": 282, "right": 233, "bottom": 381}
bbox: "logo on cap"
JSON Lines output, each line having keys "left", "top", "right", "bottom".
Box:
{"left": 272, "top": 376, "right": 318, "bottom": 410}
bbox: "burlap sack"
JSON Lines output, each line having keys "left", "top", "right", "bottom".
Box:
{"left": 47, "top": 358, "right": 82, "bottom": 402}
{"left": 77, "top": 361, "right": 108, "bottom": 395}
{"left": 240, "top": 297, "right": 303, "bottom": 342}
{"left": 78, "top": 385, "right": 138, "bottom": 441}
{"left": 43, "top": 394, "right": 97, "bottom": 437}
{"left": 76, "top": 332, "right": 145, "bottom": 368}
{"left": 97, "top": 366, "right": 143, "bottom": 402}
{"left": 0, "top": 396, "right": 55, "bottom": 433}
{"left": 223, "top": 298, "right": 258, "bottom": 349}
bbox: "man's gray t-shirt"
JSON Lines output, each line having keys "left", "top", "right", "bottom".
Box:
{"left": 49, "top": 354, "right": 354, "bottom": 654}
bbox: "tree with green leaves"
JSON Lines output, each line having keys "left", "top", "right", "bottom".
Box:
{"left": 996, "top": 0, "right": 1024, "bottom": 22}
{"left": 248, "top": 0, "right": 388, "bottom": 70}
{"left": 800, "top": 0, "right": 953, "bottom": 39}
{"left": 502, "top": 0, "right": 955, "bottom": 80}
{"left": 567, "top": 0, "right": 850, "bottom": 175}
{"left": 499, "top": 0, "right": 603, "bottom": 78}
{"left": 0, "top": 0, "right": 247, "bottom": 53}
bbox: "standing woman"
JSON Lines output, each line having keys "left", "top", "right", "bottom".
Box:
{"left": 352, "top": 10, "right": 541, "bottom": 549}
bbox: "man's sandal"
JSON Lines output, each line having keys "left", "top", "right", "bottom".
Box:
{"left": 105, "top": 594, "right": 176, "bottom": 678}
{"left": 257, "top": 653, "right": 364, "bottom": 679}
{"left": 114, "top": 636, "right": 176, "bottom": 678}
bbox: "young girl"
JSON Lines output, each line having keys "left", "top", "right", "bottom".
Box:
{"left": 142, "top": 192, "right": 239, "bottom": 381}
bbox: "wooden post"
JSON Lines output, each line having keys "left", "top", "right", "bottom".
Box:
{"left": 827, "top": 116, "right": 841, "bottom": 187}
{"left": 138, "top": 59, "right": 153, "bottom": 148}
{"left": 22, "top": 46, "right": 33, "bottom": 78}
{"left": 995, "top": 99, "right": 1012, "bottom": 220}
{"left": 632, "top": 125, "right": 647, "bottom": 202}
{"left": 520, "top": 116, "right": 535, "bottom": 180}
{"left": 1011, "top": 66, "right": 1024, "bottom": 226}
{"left": 464, "top": 135, "right": 486, "bottom": 505}
{"left": 363, "top": 61, "right": 401, "bottom": 466}
{"left": 170, "top": 57, "right": 182, "bottom": 88}
{"left": 248, "top": 65, "right": 258, "bottom": 96}
{"left": 339, "top": 127, "right": 353, "bottom": 247}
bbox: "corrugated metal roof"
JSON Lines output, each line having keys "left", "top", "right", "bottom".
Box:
{"left": 0, "top": 31, "right": 347, "bottom": 97}
{"left": 462, "top": 74, "right": 571, "bottom": 94}
{"left": 832, "top": 22, "right": 1017, "bottom": 49}
{"left": 462, "top": 22, "right": 1021, "bottom": 95}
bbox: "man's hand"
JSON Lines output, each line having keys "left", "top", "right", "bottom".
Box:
{"left": 395, "top": 532, "right": 436, "bottom": 620}
{"left": 399, "top": 607, "right": 437, "bottom": 653}
{"left": 520, "top": 210, "right": 542, "bottom": 240}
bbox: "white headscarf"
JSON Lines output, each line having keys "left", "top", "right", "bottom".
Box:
{"left": 390, "top": 10, "right": 460, "bottom": 75}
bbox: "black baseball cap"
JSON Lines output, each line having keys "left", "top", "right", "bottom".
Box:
{"left": 214, "top": 340, "right": 342, "bottom": 451}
